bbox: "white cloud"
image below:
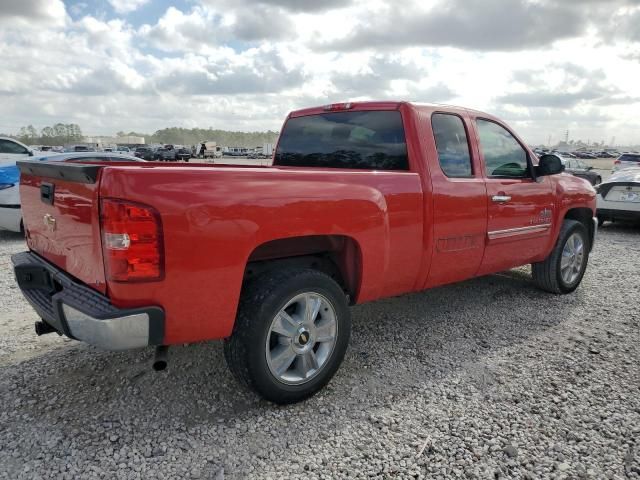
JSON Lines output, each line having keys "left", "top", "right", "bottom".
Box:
{"left": 107, "top": 0, "right": 149, "bottom": 15}
{"left": 0, "top": 0, "right": 639, "bottom": 146}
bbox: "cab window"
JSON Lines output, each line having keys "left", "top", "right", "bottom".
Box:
{"left": 431, "top": 114, "right": 473, "bottom": 178}
{"left": 476, "top": 119, "right": 529, "bottom": 178}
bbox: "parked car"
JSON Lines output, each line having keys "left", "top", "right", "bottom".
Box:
{"left": 12, "top": 101, "right": 596, "bottom": 404}
{"left": 176, "top": 148, "right": 192, "bottom": 162}
{"left": 596, "top": 167, "right": 640, "bottom": 226}
{"left": 0, "top": 152, "right": 143, "bottom": 232}
{"left": 134, "top": 147, "right": 155, "bottom": 160}
{"left": 116, "top": 146, "right": 131, "bottom": 154}
{"left": 0, "top": 137, "right": 36, "bottom": 232}
{"left": 612, "top": 153, "right": 640, "bottom": 172}
{"left": 555, "top": 151, "right": 577, "bottom": 159}
{"left": 154, "top": 147, "right": 177, "bottom": 161}
{"left": 548, "top": 154, "right": 602, "bottom": 186}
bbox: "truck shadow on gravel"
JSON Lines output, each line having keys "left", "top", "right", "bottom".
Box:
{"left": 0, "top": 266, "right": 585, "bottom": 429}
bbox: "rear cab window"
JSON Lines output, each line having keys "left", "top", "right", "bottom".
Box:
{"left": 431, "top": 113, "right": 473, "bottom": 177}
{"left": 274, "top": 110, "right": 408, "bottom": 170}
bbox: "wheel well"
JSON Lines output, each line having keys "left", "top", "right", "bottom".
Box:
{"left": 564, "top": 207, "right": 594, "bottom": 246}
{"left": 244, "top": 235, "right": 362, "bottom": 302}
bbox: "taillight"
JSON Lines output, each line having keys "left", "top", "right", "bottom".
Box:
{"left": 614, "top": 160, "right": 621, "bottom": 164}
{"left": 323, "top": 102, "right": 354, "bottom": 111}
{"left": 100, "top": 198, "right": 164, "bottom": 282}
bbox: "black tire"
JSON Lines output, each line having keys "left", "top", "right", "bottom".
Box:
{"left": 597, "top": 215, "right": 605, "bottom": 227}
{"left": 532, "top": 219, "right": 590, "bottom": 294}
{"left": 224, "top": 268, "right": 351, "bottom": 404}
{"left": 595, "top": 176, "right": 602, "bottom": 186}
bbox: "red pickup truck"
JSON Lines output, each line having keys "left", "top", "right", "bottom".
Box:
{"left": 13, "top": 102, "right": 596, "bottom": 404}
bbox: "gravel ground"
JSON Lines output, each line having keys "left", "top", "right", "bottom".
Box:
{"left": 0, "top": 224, "right": 639, "bottom": 480}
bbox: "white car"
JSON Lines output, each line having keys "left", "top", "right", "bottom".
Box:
{"left": 596, "top": 167, "right": 640, "bottom": 226}
{"left": 612, "top": 153, "right": 640, "bottom": 172}
{"left": 0, "top": 137, "right": 36, "bottom": 232}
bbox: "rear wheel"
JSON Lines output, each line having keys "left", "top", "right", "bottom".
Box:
{"left": 532, "top": 219, "right": 590, "bottom": 294}
{"left": 224, "top": 268, "right": 351, "bottom": 404}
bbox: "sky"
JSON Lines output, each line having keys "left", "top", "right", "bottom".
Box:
{"left": 0, "top": 0, "right": 639, "bottom": 146}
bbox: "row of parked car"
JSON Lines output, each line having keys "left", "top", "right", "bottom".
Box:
{"left": 133, "top": 145, "right": 192, "bottom": 162}
{"left": 533, "top": 149, "right": 621, "bottom": 159}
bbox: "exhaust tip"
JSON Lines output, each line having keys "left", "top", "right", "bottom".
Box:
{"left": 152, "top": 360, "right": 168, "bottom": 371}
{"left": 152, "top": 345, "right": 169, "bottom": 372}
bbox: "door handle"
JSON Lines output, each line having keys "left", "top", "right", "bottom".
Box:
{"left": 492, "top": 195, "right": 511, "bottom": 203}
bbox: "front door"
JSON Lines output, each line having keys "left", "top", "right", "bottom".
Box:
{"left": 472, "top": 118, "right": 555, "bottom": 275}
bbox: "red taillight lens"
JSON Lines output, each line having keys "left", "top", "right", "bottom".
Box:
{"left": 614, "top": 160, "right": 621, "bottom": 164}
{"left": 100, "top": 199, "right": 164, "bottom": 282}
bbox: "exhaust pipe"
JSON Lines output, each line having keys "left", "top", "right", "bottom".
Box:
{"left": 35, "top": 320, "right": 57, "bottom": 336}
{"left": 152, "top": 346, "right": 169, "bottom": 371}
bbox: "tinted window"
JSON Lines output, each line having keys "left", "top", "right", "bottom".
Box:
{"left": 476, "top": 120, "right": 529, "bottom": 178}
{"left": 431, "top": 114, "right": 473, "bottom": 177}
{"left": 0, "top": 139, "right": 29, "bottom": 155}
{"left": 274, "top": 111, "right": 408, "bottom": 170}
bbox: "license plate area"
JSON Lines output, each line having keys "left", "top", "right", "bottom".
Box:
{"left": 14, "top": 265, "right": 56, "bottom": 292}
{"left": 620, "top": 191, "right": 640, "bottom": 202}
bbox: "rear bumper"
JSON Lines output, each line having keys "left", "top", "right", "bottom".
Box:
{"left": 12, "top": 251, "right": 164, "bottom": 350}
{"left": 597, "top": 208, "right": 640, "bottom": 222}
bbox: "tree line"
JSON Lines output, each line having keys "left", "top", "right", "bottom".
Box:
{"left": 119, "top": 127, "right": 280, "bottom": 148}
{"left": 5, "top": 124, "right": 279, "bottom": 148}
{"left": 12, "top": 124, "right": 84, "bottom": 145}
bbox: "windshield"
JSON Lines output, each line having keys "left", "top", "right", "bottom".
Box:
{"left": 274, "top": 110, "right": 408, "bottom": 170}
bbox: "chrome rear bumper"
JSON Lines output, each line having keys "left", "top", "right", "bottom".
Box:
{"left": 12, "top": 251, "right": 164, "bottom": 350}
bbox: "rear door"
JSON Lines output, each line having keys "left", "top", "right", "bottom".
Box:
{"left": 472, "top": 118, "right": 555, "bottom": 275}
{"left": 425, "top": 112, "right": 488, "bottom": 288}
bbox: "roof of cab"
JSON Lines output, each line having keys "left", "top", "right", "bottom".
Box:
{"left": 288, "top": 101, "right": 496, "bottom": 120}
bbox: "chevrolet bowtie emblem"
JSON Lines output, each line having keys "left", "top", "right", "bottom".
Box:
{"left": 43, "top": 213, "right": 56, "bottom": 232}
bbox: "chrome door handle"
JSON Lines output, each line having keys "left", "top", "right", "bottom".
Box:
{"left": 492, "top": 195, "right": 511, "bottom": 203}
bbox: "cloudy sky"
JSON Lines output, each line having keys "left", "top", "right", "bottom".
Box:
{"left": 1, "top": 0, "right": 639, "bottom": 145}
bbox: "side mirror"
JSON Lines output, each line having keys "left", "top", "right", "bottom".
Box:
{"left": 28, "top": 150, "right": 34, "bottom": 157}
{"left": 536, "top": 154, "right": 565, "bottom": 177}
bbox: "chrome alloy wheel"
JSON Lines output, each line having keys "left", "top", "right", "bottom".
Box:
{"left": 561, "top": 232, "right": 585, "bottom": 284}
{"left": 265, "top": 292, "right": 338, "bottom": 385}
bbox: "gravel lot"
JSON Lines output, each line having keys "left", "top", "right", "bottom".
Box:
{"left": 0, "top": 223, "right": 638, "bottom": 480}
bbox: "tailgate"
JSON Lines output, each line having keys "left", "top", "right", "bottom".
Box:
{"left": 18, "top": 162, "right": 107, "bottom": 294}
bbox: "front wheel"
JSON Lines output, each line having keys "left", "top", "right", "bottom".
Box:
{"left": 224, "top": 268, "right": 351, "bottom": 404}
{"left": 532, "top": 219, "right": 590, "bottom": 294}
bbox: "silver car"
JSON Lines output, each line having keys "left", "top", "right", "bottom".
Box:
{"left": 596, "top": 167, "right": 640, "bottom": 226}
